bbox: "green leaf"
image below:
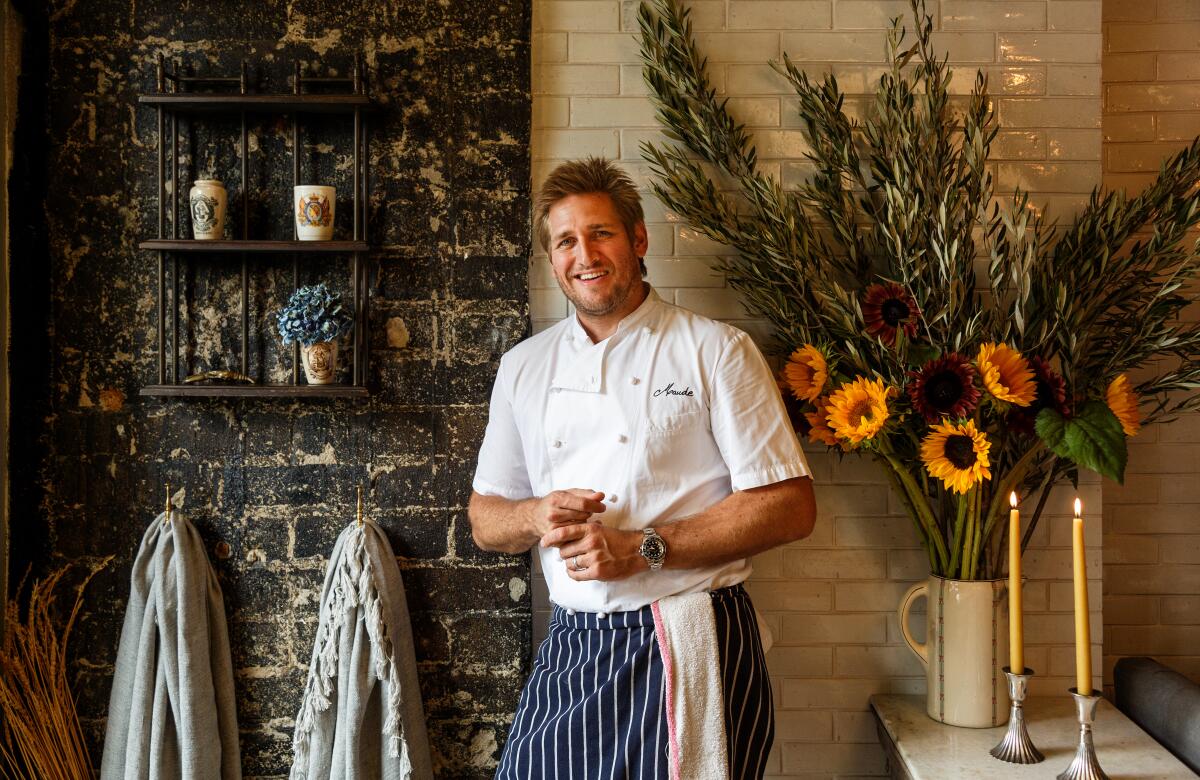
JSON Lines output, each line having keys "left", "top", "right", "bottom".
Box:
{"left": 906, "top": 343, "right": 941, "bottom": 368}
{"left": 1035, "top": 402, "right": 1128, "bottom": 484}
{"left": 1035, "top": 407, "right": 1071, "bottom": 459}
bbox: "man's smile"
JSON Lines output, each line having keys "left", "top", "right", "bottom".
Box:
{"left": 574, "top": 269, "right": 610, "bottom": 284}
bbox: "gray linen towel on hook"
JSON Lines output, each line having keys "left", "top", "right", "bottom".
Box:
{"left": 100, "top": 510, "right": 242, "bottom": 780}
{"left": 290, "top": 518, "right": 433, "bottom": 780}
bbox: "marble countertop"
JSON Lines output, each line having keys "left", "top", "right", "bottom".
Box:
{"left": 870, "top": 694, "right": 1196, "bottom": 779}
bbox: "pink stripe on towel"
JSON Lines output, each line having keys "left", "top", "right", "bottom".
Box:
{"left": 651, "top": 601, "right": 682, "bottom": 780}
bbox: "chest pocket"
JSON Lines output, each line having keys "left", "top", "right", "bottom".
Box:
{"left": 637, "top": 402, "right": 715, "bottom": 500}
{"left": 645, "top": 405, "right": 708, "bottom": 437}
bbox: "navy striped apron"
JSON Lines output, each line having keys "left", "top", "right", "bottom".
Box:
{"left": 495, "top": 584, "right": 774, "bottom": 779}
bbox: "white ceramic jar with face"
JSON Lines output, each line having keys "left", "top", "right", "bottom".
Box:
{"left": 189, "top": 179, "right": 227, "bottom": 240}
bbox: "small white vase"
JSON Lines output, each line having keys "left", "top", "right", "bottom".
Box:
{"left": 899, "top": 575, "right": 1010, "bottom": 728}
{"left": 189, "top": 179, "right": 227, "bottom": 240}
{"left": 301, "top": 341, "right": 339, "bottom": 384}
{"left": 294, "top": 185, "right": 335, "bottom": 241}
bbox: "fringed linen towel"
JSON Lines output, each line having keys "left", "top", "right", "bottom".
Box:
{"left": 100, "top": 510, "right": 242, "bottom": 780}
{"left": 652, "top": 592, "right": 730, "bottom": 780}
{"left": 290, "top": 519, "right": 433, "bottom": 780}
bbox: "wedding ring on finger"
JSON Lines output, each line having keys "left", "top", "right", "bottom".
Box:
{"left": 572, "top": 554, "right": 586, "bottom": 572}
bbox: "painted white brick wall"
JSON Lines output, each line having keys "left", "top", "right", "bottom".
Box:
{"left": 531, "top": 1, "right": 1104, "bottom": 775}
{"left": 1101, "top": 0, "right": 1200, "bottom": 688}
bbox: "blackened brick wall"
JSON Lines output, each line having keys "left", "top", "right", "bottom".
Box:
{"left": 10, "top": 1, "right": 532, "bottom": 776}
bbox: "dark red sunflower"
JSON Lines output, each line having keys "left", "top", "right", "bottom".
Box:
{"left": 863, "top": 282, "right": 920, "bottom": 345}
{"left": 907, "top": 353, "right": 981, "bottom": 423}
{"left": 1008, "top": 356, "right": 1069, "bottom": 434}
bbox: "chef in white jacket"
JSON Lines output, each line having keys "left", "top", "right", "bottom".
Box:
{"left": 470, "top": 157, "right": 816, "bottom": 779}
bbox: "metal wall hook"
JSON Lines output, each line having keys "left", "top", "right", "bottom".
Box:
{"left": 356, "top": 484, "right": 364, "bottom": 528}
{"left": 163, "top": 482, "right": 173, "bottom": 526}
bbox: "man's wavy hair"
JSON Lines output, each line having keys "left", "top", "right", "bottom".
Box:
{"left": 535, "top": 157, "right": 648, "bottom": 276}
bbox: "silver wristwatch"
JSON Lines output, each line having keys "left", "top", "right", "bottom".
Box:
{"left": 639, "top": 528, "right": 667, "bottom": 571}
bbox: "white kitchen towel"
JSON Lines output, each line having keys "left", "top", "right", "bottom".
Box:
{"left": 651, "top": 591, "right": 730, "bottom": 780}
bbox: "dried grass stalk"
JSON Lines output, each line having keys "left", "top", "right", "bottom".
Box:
{"left": 0, "top": 558, "right": 111, "bottom": 780}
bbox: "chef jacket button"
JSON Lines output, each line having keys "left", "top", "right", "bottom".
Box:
{"left": 566, "top": 608, "right": 576, "bottom": 616}
{"left": 617, "top": 434, "right": 628, "bottom": 443}
{"left": 631, "top": 377, "right": 640, "bottom": 385}
{"left": 552, "top": 440, "right": 563, "bottom": 448}
{"left": 598, "top": 612, "right": 608, "bottom": 620}
{"left": 644, "top": 326, "right": 654, "bottom": 335}
{"left": 608, "top": 494, "right": 618, "bottom": 503}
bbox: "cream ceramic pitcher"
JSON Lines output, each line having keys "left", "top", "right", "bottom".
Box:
{"left": 898, "top": 575, "right": 1009, "bottom": 727}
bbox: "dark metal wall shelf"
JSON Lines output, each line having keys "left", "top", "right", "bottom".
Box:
{"left": 140, "top": 240, "right": 370, "bottom": 254}
{"left": 143, "top": 56, "right": 373, "bottom": 399}
{"left": 140, "top": 384, "right": 369, "bottom": 398}
{"left": 138, "top": 94, "right": 372, "bottom": 113}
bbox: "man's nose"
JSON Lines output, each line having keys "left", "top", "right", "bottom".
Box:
{"left": 576, "top": 235, "right": 598, "bottom": 262}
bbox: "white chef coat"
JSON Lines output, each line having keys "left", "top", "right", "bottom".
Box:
{"left": 472, "top": 286, "right": 810, "bottom": 613}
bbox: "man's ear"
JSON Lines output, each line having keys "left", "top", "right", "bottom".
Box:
{"left": 632, "top": 222, "right": 649, "bottom": 257}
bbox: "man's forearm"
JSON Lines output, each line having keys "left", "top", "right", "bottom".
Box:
{"left": 469, "top": 488, "right": 610, "bottom": 555}
{"left": 655, "top": 476, "right": 816, "bottom": 570}
{"left": 468, "top": 493, "right": 539, "bottom": 554}
{"left": 543, "top": 476, "right": 817, "bottom": 580}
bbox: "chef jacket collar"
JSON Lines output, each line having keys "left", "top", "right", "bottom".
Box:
{"left": 564, "top": 284, "right": 662, "bottom": 346}
{"left": 554, "top": 285, "right": 662, "bottom": 394}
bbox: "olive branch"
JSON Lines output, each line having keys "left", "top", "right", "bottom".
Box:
{"left": 638, "top": 0, "right": 1200, "bottom": 577}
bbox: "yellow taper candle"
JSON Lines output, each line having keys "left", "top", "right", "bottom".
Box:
{"left": 1009, "top": 491, "right": 1024, "bottom": 674}
{"left": 1073, "top": 497, "right": 1092, "bottom": 695}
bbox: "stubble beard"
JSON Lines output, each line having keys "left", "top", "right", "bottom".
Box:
{"left": 558, "top": 268, "right": 638, "bottom": 318}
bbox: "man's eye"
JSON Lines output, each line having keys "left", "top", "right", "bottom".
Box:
{"left": 557, "top": 238, "right": 574, "bottom": 249}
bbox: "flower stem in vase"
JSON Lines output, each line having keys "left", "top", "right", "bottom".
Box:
{"left": 948, "top": 490, "right": 968, "bottom": 577}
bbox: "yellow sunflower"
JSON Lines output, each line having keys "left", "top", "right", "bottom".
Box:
{"left": 977, "top": 343, "right": 1036, "bottom": 406}
{"left": 825, "top": 377, "right": 892, "bottom": 445}
{"left": 920, "top": 419, "right": 993, "bottom": 494}
{"left": 805, "top": 396, "right": 840, "bottom": 447}
{"left": 783, "top": 344, "right": 828, "bottom": 403}
{"left": 1106, "top": 374, "right": 1142, "bottom": 437}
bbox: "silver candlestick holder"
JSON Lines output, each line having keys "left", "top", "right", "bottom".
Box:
{"left": 1056, "top": 688, "right": 1110, "bottom": 780}
{"left": 990, "top": 666, "right": 1044, "bottom": 763}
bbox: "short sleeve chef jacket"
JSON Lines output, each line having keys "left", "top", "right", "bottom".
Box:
{"left": 473, "top": 287, "right": 811, "bottom": 614}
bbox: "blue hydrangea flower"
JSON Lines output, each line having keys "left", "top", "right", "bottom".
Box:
{"left": 276, "top": 283, "right": 354, "bottom": 347}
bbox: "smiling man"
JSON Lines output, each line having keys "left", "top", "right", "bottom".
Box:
{"left": 469, "top": 157, "right": 817, "bottom": 779}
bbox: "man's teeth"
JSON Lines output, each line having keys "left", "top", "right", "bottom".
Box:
{"left": 577, "top": 270, "right": 608, "bottom": 281}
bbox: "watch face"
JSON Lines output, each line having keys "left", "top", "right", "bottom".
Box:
{"left": 641, "top": 536, "right": 666, "bottom": 561}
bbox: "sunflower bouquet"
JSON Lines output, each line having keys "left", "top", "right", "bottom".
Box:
{"left": 781, "top": 332, "right": 1141, "bottom": 579}
{"left": 639, "top": 0, "right": 1200, "bottom": 578}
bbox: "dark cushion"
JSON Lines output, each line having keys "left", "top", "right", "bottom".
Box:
{"left": 1113, "top": 656, "right": 1200, "bottom": 774}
